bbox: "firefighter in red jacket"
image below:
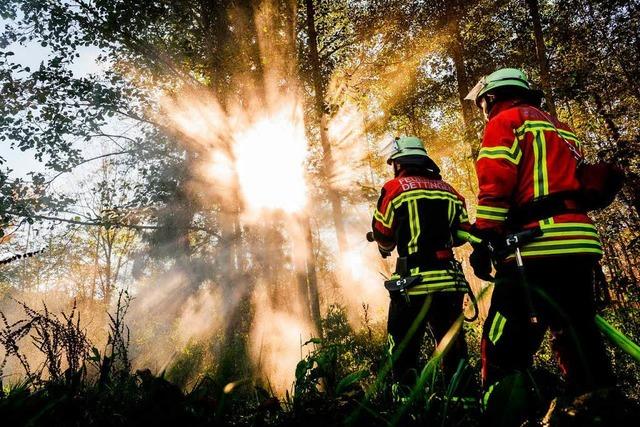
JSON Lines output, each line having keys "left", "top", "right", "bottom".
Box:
{"left": 371, "top": 136, "right": 474, "bottom": 390}
{"left": 465, "top": 68, "right": 615, "bottom": 423}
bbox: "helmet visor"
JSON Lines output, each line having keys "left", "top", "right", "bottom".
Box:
{"left": 380, "top": 138, "right": 400, "bottom": 164}
{"left": 465, "top": 77, "right": 486, "bottom": 102}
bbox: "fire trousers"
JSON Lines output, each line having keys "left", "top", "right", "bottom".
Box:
{"left": 481, "top": 255, "right": 615, "bottom": 399}
{"left": 387, "top": 292, "right": 469, "bottom": 386}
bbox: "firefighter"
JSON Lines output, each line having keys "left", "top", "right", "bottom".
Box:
{"left": 465, "top": 68, "right": 616, "bottom": 423}
{"left": 371, "top": 136, "right": 474, "bottom": 390}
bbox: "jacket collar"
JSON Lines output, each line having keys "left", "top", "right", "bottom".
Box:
{"left": 396, "top": 169, "right": 441, "bottom": 180}
{"left": 488, "top": 99, "right": 529, "bottom": 120}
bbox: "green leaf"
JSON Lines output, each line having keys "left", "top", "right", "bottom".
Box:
{"left": 295, "top": 359, "right": 310, "bottom": 382}
{"left": 88, "top": 347, "right": 101, "bottom": 362}
{"left": 303, "top": 337, "right": 322, "bottom": 346}
{"left": 335, "top": 369, "right": 369, "bottom": 395}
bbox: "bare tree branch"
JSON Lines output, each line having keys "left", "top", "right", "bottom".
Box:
{"left": 4, "top": 211, "right": 218, "bottom": 235}
{"left": 46, "top": 150, "right": 136, "bottom": 186}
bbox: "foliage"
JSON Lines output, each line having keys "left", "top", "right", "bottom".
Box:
{"left": 0, "top": 299, "right": 90, "bottom": 387}
{"left": 1, "top": 299, "right": 639, "bottom": 426}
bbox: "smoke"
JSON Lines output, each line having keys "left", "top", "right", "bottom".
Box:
{"left": 249, "top": 279, "right": 313, "bottom": 394}
{"left": 116, "top": 0, "right": 318, "bottom": 392}
{"left": 0, "top": 0, "right": 487, "bottom": 397}
{"left": 127, "top": 272, "right": 204, "bottom": 372}
{"left": 122, "top": 2, "right": 455, "bottom": 394}
{"left": 313, "top": 32, "right": 453, "bottom": 324}
{"left": 16, "top": 1, "right": 450, "bottom": 395}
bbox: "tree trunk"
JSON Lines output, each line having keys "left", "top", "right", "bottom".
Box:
{"left": 292, "top": 215, "right": 323, "bottom": 337}
{"left": 621, "top": 244, "right": 639, "bottom": 285}
{"left": 525, "top": 0, "right": 557, "bottom": 116}
{"left": 103, "top": 233, "right": 113, "bottom": 306}
{"left": 600, "top": 238, "right": 619, "bottom": 297}
{"left": 91, "top": 235, "right": 99, "bottom": 300}
{"left": 592, "top": 92, "right": 621, "bottom": 142}
{"left": 445, "top": 0, "right": 479, "bottom": 160}
{"left": 304, "top": 217, "right": 323, "bottom": 336}
{"left": 304, "top": 0, "right": 347, "bottom": 254}
{"left": 449, "top": 11, "right": 474, "bottom": 131}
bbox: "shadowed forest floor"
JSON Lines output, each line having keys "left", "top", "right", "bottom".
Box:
{"left": 1, "top": 296, "right": 638, "bottom": 427}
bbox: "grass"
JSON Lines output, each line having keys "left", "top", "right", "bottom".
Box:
{"left": 0, "top": 297, "right": 638, "bottom": 426}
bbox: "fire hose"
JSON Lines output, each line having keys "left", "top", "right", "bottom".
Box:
{"left": 595, "top": 315, "right": 640, "bottom": 363}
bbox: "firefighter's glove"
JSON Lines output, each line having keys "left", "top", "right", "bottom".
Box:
{"left": 470, "top": 246, "right": 493, "bottom": 281}
{"left": 378, "top": 246, "right": 392, "bottom": 259}
{"left": 469, "top": 225, "right": 501, "bottom": 281}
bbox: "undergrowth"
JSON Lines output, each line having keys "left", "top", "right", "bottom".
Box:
{"left": 0, "top": 297, "right": 638, "bottom": 426}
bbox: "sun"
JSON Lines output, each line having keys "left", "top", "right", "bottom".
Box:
{"left": 233, "top": 104, "right": 308, "bottom": 216}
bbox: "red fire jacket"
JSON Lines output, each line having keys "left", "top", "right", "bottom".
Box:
{"left": 475, "top": 99, "right": 602, "bottom": 259}
{"left": 372, "top": 172, "right": 471, "bottom": 295}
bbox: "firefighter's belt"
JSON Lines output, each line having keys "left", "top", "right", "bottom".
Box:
{"left": 384, "top": 275, "right": 422, "bottom": 293}
{"left": 507, "top": 192, "right": 585, "bottom": 226}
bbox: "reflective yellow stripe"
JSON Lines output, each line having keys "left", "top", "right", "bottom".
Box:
{"left": 538, "top": 229, "right": 598, "bottom": 238}
{"left": 477, "top": 205, "right": 509, "bottom": 222}
{"left": 478, "top": 205, "right": 509, "bottom": 214}
{"left": 390, "top": 269, "right": 469, "bottom": 295}
{"left": 519, "top": 246, "right": 603, "bottom": 257}
{"left": 516, "top": 120, "right": 557, "bottom": 134}
{"left": 541, "top": 132, "right": 549, "bottom": 195}
{"left": 407, "top": 285, "right": 468, "bottom": 295}
{"left": 539, "top": 224, "right": 598, "bottom": 239}
{"left": 375, "top": 189, "right": 463, "bottom": 227}
{"left": 420, "top": 269, "right": 465, "bottom": 275}
{"left": 513, "top": 240, "right": 602, "bottom": 257}
{"left": 516, "top": 120, "right": 581, "bottom": 196}
{"left": 525, "top": 238, "right": 601, "bottom": 248}
{"left": 505, "top": 223, "right": 603, "bottom": 258}
{"left": 517, "top": 120, "right": 580, "bottom": 139}
{"left": 532, "top": 129, "right": 549, "bottom": 198}
{"left": 420, "top": 273, "right": 466, "bottom": 282}
{"left": 517, "top": 120, "right": 582, "bottom": 154}
{"left": 540, "top": 217, "right": 552, "bottom": 226}
{"left": 477, "top": 213, "right": 506, "bottom": 221}
{"left": 456, "top": 230, "right": 483, "bottom": 245}
{"left": 459, "top": 205, "right": 469, "bottom": 223}
{"left": 558, "top": 129, "right": 581, "bottom": 147}
{"left": 488, "top": 311, "right": 507, "bottom": 345}
{"left": 407, "top": 199, "right": 420, "bottom": 254}
{"left": 374, "top": 207, "right": 395, "bottom": 228}
{"left": 392, "top": 190, "right": 463, "bottom": 207}
{"left": 540, "top": 222, "right": 598, "bottom": 232}
{"left": 478, "top": 137, "right": 522, "bottom": 165}
{"left": 390, "top": 269, "right": 465, "bottom": 280}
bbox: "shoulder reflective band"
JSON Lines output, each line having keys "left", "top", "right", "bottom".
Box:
{"left": 478, "top": 137, "right": 522, "bottom": 165}
{"left": 595, "top": 315, "right": 640, "bottom": 363}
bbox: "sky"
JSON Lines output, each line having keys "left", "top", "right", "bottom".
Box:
{"left": 0, "top": 16, "right": 135, "bottom": 259}
{"left": 1, "top": 18, "right": 104, "bottom": 179}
